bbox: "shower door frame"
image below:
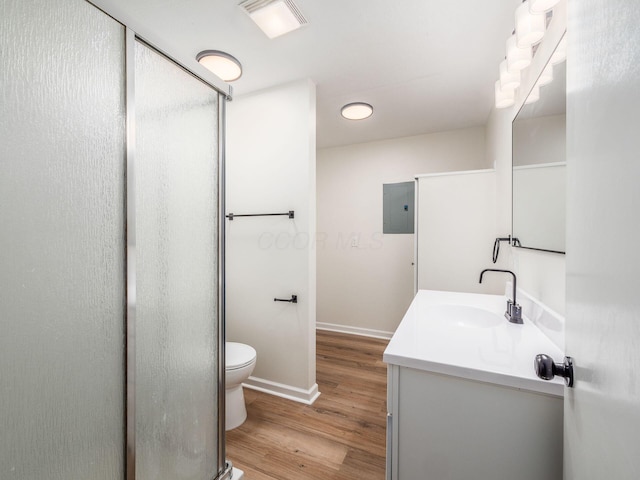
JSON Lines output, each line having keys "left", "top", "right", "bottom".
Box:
{"left": 115, "top": 13, "right": 232, "bottom": 480}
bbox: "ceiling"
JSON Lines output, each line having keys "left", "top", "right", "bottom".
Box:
{"left": 94, "top": 0, "right": 521, "bottom": 148}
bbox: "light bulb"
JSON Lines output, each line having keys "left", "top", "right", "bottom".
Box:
{"left": 529, "top": 0, "right": 560, "bottom": 14}
{"left": 495, "top": 81, "right": 515, "bottom": 109}
{"left": 506, "top": 34, "right": 532, "bottom": 73}
{"left": 516, "top": 1, "right": 546, "bottom": 48}
{"left": 500, "top": 60, "right": 521, "bottom": 91}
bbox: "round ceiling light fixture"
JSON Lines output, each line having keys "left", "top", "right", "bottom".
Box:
{"left": 341, "top": 102, "right": 373, "bottom": 120}
{"left": 196, "top": 50, "right": 242, "bottom": 82}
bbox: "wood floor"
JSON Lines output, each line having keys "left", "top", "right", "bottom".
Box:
{"left": 226, "top": 330, "right": 389, "bottom": 480}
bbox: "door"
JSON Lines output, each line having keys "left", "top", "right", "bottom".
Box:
{"left": 133, "top": 39, "right": 222, "bottom": 480}
{"left": 1, "top": 1, "right": 226, "bottom": 479}
{"left": 1, "top": 0, "right": 127, "bottom": 477}
{"left": 565, "top": 0, "right": 640, "bottom": 478}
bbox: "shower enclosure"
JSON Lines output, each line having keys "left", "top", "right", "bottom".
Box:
{"left": 0, "top": 1, "right": 230, "bottom": 479}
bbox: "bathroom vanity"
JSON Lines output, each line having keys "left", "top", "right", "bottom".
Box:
{"left": 384, "top": 290, "right": 564, "bottom": 480}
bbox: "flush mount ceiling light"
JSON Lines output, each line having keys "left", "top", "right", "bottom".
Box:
{"left": 239, "top": 0, "right": 308, "bottom": 39}
{"left": 341, "top": 102, "right": 373, "bottom": 120}
{"left": 196, "top": 50, "right": 242, "bottom": 82}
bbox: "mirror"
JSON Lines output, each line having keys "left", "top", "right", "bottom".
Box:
{"left": 512, "top": 35, "right": 567, "bottom": 254}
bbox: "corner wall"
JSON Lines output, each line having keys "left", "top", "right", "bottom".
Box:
{"left": 226, "top": 79, "right": 318, "bottom": 403}
{"left": 317, "top": 127, "right": 488, "bottom": 337}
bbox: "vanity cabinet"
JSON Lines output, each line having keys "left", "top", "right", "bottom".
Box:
{"left": 383, "top": 289, "right": 565, "bottom": 480}
{"left": 386, "top": 364, "right": 562, "bottom": 480}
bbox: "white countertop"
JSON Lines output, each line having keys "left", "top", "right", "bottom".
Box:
{"left": 383, "top": 290, "right": 565, "bottom": 397}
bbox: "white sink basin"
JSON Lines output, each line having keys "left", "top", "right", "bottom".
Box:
{"left": 384, "top": 289, "right": 565, "bottom": 397}
{"left": 424, "top": 304, "right": 503, "bottom": 328}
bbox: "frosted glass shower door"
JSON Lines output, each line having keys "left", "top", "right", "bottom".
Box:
{"left": 0, "top": 0, "right": 126, "bottom": 478}
{"left": 134, "top": 40, "right": 221, "bottom": 480}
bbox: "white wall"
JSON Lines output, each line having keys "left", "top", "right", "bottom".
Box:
{"left": 317, "top": 127, "right": 489, "bottom": 336}
{"left": 416, "top": 170, "right": 503, "bottom": 295}
{"left": 486, "top": 1, "right": 567, "bottom": 316}
{"left": 226, "top": 79, "right": 318, "bottom": 403}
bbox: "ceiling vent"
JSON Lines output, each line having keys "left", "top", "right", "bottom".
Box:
{"left": 239, "top": 0, "right": 308, "bottom": 39}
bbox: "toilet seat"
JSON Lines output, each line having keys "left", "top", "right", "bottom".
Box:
{"left": 226, "top": 342, "right": 256, "bottom": 370}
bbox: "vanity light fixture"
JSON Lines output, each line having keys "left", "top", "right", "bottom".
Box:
{"left": 341, "top": 102, "right": 373, "bottom": 120}
{"left": 196, "top": 50, "right": 242, "bottom": 82}
{"left": 495, "top": 0, "right": 563, "bottom": 109}
{"left": 239, "top": 0, "right": 308, "bottom": 39}
{"left": 515, "top": 1, "right": 546, "bottom": 48}
{"left": 499, "top": 59, "right": 521, "bottom": 91}
{"left": 506, "top": 34, "right": 532, "bottom": 73}
{"left": 495, "top": 81, "right": 515, "bottom": 109}
{"left": 529, "top": 0, "right": 560, "bottom": 14}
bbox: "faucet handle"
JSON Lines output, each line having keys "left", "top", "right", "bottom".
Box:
{"left": 510, "top": 304, "right": 523, "bottom": 324}
{"left": 506, "top": 299, "right": 514, "bottom": 313}
{"left": 504, "top": 300, "right": 523, "bottom": 324}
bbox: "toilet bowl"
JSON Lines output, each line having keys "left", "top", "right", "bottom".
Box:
{"left": 225, "top": 342, "right": 257, "bottom": 431}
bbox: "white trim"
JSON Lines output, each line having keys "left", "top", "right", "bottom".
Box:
{"left": 414, "top": 168, "right": 495, "bottom": 180}
{"left": 243, "top": 377, "right": 321, "bottom": 405}
{"left": 414, "top": 177, "right": 419, "bottom": 295}
{"left": 231, "top": 467, "right": 244, "bottom": 479}
{"left": 316, "top": 322, "right": 394, "bottom": 340}
{"left": 513, "top": 162, "right": 566, "bottom": 170}
{"left": 124, "top": 28, "right": 137, "bottom": 479}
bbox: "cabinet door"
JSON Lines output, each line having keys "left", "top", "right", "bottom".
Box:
{"left": 394, "top": 367, "right": 562, "bottom": 480}
{"left": 386, "top": 366, "right": 399, "bottom": 480}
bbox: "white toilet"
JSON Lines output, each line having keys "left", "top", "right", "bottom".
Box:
{"left": 225, "top": 342, "right": 257, "bottom": 431}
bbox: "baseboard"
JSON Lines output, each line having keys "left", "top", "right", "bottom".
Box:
{"left": 243, "top": 376, "right": 320, "bottom": 405}
{"left": 231, "top": 467, "right": 244, "bottom": 479}
{"left": 316, "top": 322, "right": 394, "bottom": 340}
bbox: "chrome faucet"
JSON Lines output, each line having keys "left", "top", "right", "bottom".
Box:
{"left": 479, "top": 269, "right": 523, "bottom": 324}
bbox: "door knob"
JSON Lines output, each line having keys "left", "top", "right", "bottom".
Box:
{"left": 534, "top": 354, "right": 574, "bottom": 387}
